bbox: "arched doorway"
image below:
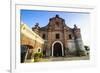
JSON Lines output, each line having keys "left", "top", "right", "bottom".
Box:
{"left": 53, "top": 42, "right": 62, "bottom": 56}
{"left": 52, "top": 41, "right": 64, "bottom": 57}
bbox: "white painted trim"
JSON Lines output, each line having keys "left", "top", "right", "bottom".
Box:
{"left": 52, "top": 41, "right": 64, "bottom": 56}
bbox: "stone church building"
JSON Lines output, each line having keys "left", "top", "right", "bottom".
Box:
{"left": 32, "top": 15, "right": 86, "bottom": 57}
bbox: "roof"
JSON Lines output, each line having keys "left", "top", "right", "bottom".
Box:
{"left": 39, "top": 25, "right": 49, "bottom": 31}
{"left": 32, "top": 15, "right": 80, "bottom": 32}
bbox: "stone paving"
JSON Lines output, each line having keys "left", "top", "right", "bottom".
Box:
{"left": 25, "top": 55, "right": 89, "bottom": 63}
{"left": 48, "top": 55, "right": 89, "bottom": 61}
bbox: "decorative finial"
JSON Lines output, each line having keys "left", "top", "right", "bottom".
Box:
{"left": 55, "top": 14, "right": 59, "bottom": 18}
{"left": 74, "top": 24, "right": 77, "bottom": 29}
{"left": 49, "top": 18, "right": 52, "bottom": 21}
{"left": 35, "top": 23, "right": 40, "bottom": 29}
{"left": 35, "top": 23, "right": 39, "bottom": 26}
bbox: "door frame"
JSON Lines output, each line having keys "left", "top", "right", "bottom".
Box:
{"left": 52, "top": 41, "right": 64, "bottom": 56}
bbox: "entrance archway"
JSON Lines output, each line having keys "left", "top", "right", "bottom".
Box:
{"left": 53, "top": 42, "right": 62, "bottom": 56}
{"left": 52, "top": 41, "right": 64, "bottom": 56}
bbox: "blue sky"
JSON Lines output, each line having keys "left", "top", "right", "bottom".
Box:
{"left": 21, "top": 9, "right": 90, "bottom": 46}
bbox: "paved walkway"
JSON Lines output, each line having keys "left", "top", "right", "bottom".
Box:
{"left": 25, "top": 55, "right": 89, "bottom": 63}
{"left": 47, "top": 55, "right": 89, "bottom": 61}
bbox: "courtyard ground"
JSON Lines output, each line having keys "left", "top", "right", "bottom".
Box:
{"left": 25, "top": 55, "right": 89, "bottom": 63}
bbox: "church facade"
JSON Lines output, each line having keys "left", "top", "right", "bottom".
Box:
{"left": 32, "top": 15, "right": 86, "bottom": 57}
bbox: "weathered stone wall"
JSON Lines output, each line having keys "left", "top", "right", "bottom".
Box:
{"left": 32, "top": 15, "right": 85, "bottom": 56}
{"left": 67, "top": 40, "right": 76, "bottom": 55}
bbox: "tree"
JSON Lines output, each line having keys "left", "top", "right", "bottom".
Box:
{"left": 84, "top": 45, "right": 90, "bottom": 51}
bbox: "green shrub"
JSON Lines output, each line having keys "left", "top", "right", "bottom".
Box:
{"left": 34, "top": 52, "right": 43, "bottom": 62}
{"left": 38, "top": 52, "right": 43, "bottom": 58}
{"left": 76, "top": 50, "right": 86, "bottom": 56}
{"left": 78, "top": 50, "right": 86, "bottom": 56}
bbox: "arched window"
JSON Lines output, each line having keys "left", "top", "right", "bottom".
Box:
{"left": 38, "top": 49, "right": 41, "bottom": 52}
{"left": 69, "top": 34, "right": 72, "bottom": 39}
{"left": 56, "top": 33, "right": 60, "bottom": 39}
{"left": 42, "top": 34, "right": 45, "bottom": 39}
